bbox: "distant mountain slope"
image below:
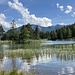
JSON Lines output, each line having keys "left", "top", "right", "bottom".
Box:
{"left": 1, "top": 23, "right": 64, "bottom": 32}
{"left": 18, "top": 24, "right": 64, "bottom": 32}
{"left": 32, "top": 24, "right": 63, "bottom": 32}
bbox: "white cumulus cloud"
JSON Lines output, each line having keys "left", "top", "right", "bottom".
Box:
{"left": 0, "top": 13, "right": 11, "bottom": 29}
{"left": 72, "top": 12, "right": 75, "bottom": 17}
{"left": 64, "top": 5, "right": 72, "bottom": 14}
{"left": 8, "top": 0, "right": 52, "bottom": 27}
{"left": 56, "top": 3, "right": 64, "bottom": 11}
{"left": 56, "top": 3, "right": 73, "bottom": 14}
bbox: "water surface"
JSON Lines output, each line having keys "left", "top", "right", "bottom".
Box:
{"left": 0, "top": 41, "right": 75, "bottom": 75}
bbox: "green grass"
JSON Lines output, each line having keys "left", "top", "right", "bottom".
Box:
{"left": 5, "top": 49, "right": 41, "bottom": 61}
{"left": 0, "top": 70, "right": 33, "bottom": 75}
{"left": 0, "top": 41, "right": 12, "bottom": 44}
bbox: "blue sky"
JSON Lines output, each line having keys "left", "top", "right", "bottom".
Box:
{"left": 0, "top": 0, "right": 75, "bottom": 29}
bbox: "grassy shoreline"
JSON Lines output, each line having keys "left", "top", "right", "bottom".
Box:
{"left": 0, "top": 41, "right": 12, "bottom": 44}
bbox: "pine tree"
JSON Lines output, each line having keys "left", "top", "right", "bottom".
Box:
{"left": 26, "top": 23, "right": 34, "bottom": 39}
{"left": 35, "top": 26, "right": 40, "bottom": 40}
{"left": 66, "top": 27, "right": 72, "bottom": 39}
{"left": 62, "top": 27, "right": 67, "bottom": 39}
{"left": 50, "top": 31, "right": 57, "bottom": 40}
{"left": 20, "top": 26, "right": 30, "bottom": 43}
{"left": 0, "top": 25, "right": 4, "bottom": 40}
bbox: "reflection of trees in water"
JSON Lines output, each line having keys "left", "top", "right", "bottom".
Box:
{"left": 53, "top": 44, "right": 75, "bottom": 61}
{"left": 5, "top": 49, "right": 52, "bottom": 64}
{"left": 55, "top": 50, "right": 75, "bottom": 61}
{"left": 4, "top": 44, "right": 75, "bottom": 64}
{"left": 0, "top": 50, "right": 4, "bottom": 59}
{"left": 1, "top": 44, "right": 75, "bottom": 72}
{"left": 41, "top": 44, "right": 75, "bottom": 61}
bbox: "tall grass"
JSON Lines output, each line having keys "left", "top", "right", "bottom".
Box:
{"left": 5, "top": 49, "right": 41, "bottom": 61}
{"left": 0, "top": 41, "right": 12, "bottom": 44}
{"left": 0, "top": 69, "right": 33, "bottom": 75}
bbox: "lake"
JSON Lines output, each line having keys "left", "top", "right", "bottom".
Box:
{"left": 0, "top": 41, "right": 75, "bottom": 75}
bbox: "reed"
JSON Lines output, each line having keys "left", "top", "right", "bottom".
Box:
{"left": 5, "top": 49, "right": 41, "bottom": 61}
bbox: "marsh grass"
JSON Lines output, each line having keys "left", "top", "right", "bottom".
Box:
{"left": 21, "top": 40, "right": 41, "bottom": 49}
{"left": 0, "top": 41, "right": 12, "bottom": 44}
{"left": 5, "top": 49, "right": 41, "bottom": 61}
{"left": 0, "top": 51, "right": 4, "bottom": 59}
{"left": 5, "top": 43, "right": 75, "bottom": 62}
{"left": 53, "top": 44, "right": 75, "bottom": 48}
{"left": 8, "top": 40, "right": 41, "bottom": 50}
{"left": 0, "top": 69, "right": 34, "bottom": 75}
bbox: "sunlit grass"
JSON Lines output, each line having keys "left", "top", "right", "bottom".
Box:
{"left": 5, "top": 49, "right": 41, "bottom": 61}
{"left": 0, "top": 41, "right": 12, "bottom": 44}
{"left": 0, "top": 69, "right": 34, "bottom": 75}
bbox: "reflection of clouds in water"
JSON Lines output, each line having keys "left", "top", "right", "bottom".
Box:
{"left": 0, "top": 56, "right": 12, "bottom": 71}
{"left": 18, "top": 60, "right": 30, "bottom": 72}
{"left": 0, "top": 57, "right": 30, "bottom": 72}
{"left": 66, "top": 66, "right": 74, "bottom": 74}
{"left": 61, "top": 68, "right": 65, "bottom": 74}
{"left": 16, "top": 58, "right": 23, "bottom": 69}
{"left": 58, "top": 68, "right": 65, "bottom": 75}
{"left": 0, "top": 54, "right": 52, "bottom": 72}
{"left": 58, "top": 66, "right": 74, "bottom": 75}
{"left": 31, "top": 54, "right": 52, "bottom": 66}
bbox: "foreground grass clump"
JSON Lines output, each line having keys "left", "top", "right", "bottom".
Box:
{"left": 0, "top": 70, "right": 23, "bottom": 75}
{"left": 0, "top": 70, "right": 34, "bottom": 75}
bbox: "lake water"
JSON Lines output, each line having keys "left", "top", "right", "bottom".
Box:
{"left": 0, "top": 41, "right": 75, "bottom": 75}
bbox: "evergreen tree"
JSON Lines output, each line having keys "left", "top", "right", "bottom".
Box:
{"left": 66, "top": 27, "right": 72, "bottom": 39}
{"left": 35, "top": 26, "right": 40, "bottom": 39}
{"left": 45, "top": 31, "right": 51, "bottom": 40}
{"left": 20, "top": 26, "right": 30, "bottom": 43}
{"left": 40, "top": 32, "right": 45, "bottom": 39}
{"left": 0, "top": 25, "right": 4, "bottom": 40}
{"left": 62, "top": 27, "right": 67, "bottom": 39}
{"left": 5, "top": 29, "right": 19, "bottom": 42}
{"left": 59, "top": 29, "right": 63, "bottom": 40}
{"left": 71, "top": 25, "right": 75, "bottom": 38}
{"left": 50, "top": 31, "right": 57, "bottom": 40}
{"left": 56, "top": 29, "right": 60, "bottom": 39}
{"left": 26, "top": 23, "right": 34, "bottom": 39}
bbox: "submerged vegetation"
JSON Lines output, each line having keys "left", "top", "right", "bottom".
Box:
{"left": 3, "top": 43, "right": 75, "bottom": 61}
{"left": 5, "top": 49, "right": 41, "bottom": 61}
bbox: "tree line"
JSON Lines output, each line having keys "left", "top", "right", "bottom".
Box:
{"left": 0, "top": 23, "right": 75, "bottom": 43}
{"left": 1, "top": 23, "right": 40, "bottom": 43}
{"left": 40, "top": 23, "right": 75, "bottom": 40}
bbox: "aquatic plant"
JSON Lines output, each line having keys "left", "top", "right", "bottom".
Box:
{"left": 5, "top": 49, "right": 41, "bottom": 62}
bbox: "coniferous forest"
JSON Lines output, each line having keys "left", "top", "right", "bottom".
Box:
{"left": 0, "top": 22, "right": 75, "bottom": 43}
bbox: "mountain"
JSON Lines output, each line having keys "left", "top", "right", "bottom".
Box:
{"left": 17, "top": 24, "right": 64, "bottom": 32}
{"left": 32, "top": 24, "right": 64, "bottom": 32}
{"left": 1, "top": 23, "right": 64, "bottom": 32}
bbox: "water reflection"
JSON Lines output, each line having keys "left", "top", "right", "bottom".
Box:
{"left": 0, "top": 44, "right": 75, "bottom": 75}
